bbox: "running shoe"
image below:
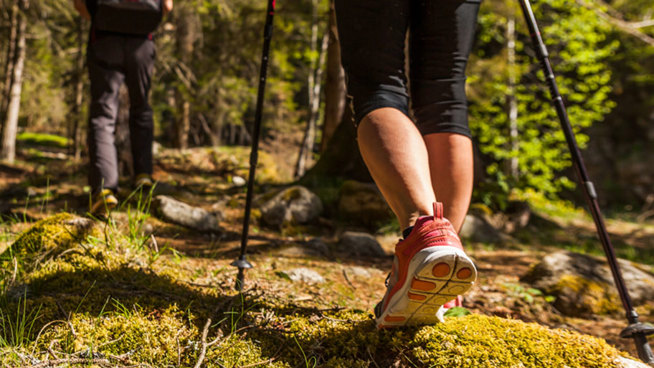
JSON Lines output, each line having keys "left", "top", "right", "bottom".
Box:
{"left": 134, "top": 173, "right": 154, "bottom": 189}
{"left": 90, "top": 188, "right": 118, "bottom": 216}
{"left": 374, "top": 202, "right": 477, "bottom": 328}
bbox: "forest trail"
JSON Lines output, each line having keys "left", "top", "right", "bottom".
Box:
{"left": 1, "top": 140, "right": 653, "bottom": 367}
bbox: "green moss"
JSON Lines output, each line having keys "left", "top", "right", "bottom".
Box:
{"left": 5, "top": 213, "right": 99, "bottom": 271}
{"left": 37, "top": 306, "right": 196, "bottom": 365}
{"left": 0, "top": 214, "right": 638, "bottom": 367}
{"left": 552, "top": 274, "right": 620, "bottom": 316}
{"left": 277, "top": 310, "right": 624, "bottom": 367}
{"left": 17, "top": 132, "right": 69, "bottom": 148}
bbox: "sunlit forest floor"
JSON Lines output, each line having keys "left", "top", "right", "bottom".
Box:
{"left": 1, "top": 135, "right": 653, "bottom": 367}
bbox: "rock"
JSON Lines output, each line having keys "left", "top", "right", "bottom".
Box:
{"left": 459, "top": 214, "right": 503, "bottom": 243}
{"left": 151, "top": 181, "right": 180, "bottom": 196}
{"left": 502, "top": 200, "right": 531, "bottom": 233}
{"left": 521, "top": 251, "right": 654, "bottom": 317}
{"left": 344, "top": 266, "right": 371, "bottom": 278}
{"left": 337, "top": 180, "right": 394, "bottom": 227}
{"left": 152, "top": 195, "right": 221, "bottom": 232}
{"left": 615, "top": 356, "right": 652, "bottom": 368}
{"left": 276, "top": 238, "right": 330, "bottom": 258}
{"left": 338, "top": 231, "right": 387, "bottom": 257}
{"left": 152, "top": 141, "right": 163, "bottom": 155}
{"left": 26, "top": 186, "right": 38, "bottom": 197}
{"left": 232, "top": 175, "right": 246, "bottom": 187}
{"left": 260, "top": 186, "right": 323, "bottom": 227}
{"left": 285, "top": 268, "right": 325, "bottom": 284}
{"left": 305, "top": 238, "right": 330, "bottom": 255}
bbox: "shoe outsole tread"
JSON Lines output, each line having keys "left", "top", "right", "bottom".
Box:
{"left": 376, "top": 249, "right": 476, "bottom": 328}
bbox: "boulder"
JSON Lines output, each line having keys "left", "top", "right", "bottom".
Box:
{"left": 337, "top": 180, "right": 394, "bottom": 227}
{"left": 616, "top": 356, "right": 652, "bottom": 368}
{"left": 338, "top": 231, "right": 387, "bottom": 257}
{"left": 152, "top": 195, "right": 221, "bottom": 233}
{"left": 521, "top": 251, "right": 654, "bottom": 317}
{"left": 502, "top": 200, "right": 532, "bottom": 233}
{"left": 275, "top": 238, "right": 330, "bottom": 258}
{"left": 459, "top": 214, "right": 503, "bottom": 243}
{"left": 260, "top": 186, "right": 323, "bottom": 227}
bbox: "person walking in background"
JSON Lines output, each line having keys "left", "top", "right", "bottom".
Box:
{"left": 73, "top": 0, "right": 173, "bottom": 215}
{"left": 334, "top": 0, "right": 481, "bottom": 328}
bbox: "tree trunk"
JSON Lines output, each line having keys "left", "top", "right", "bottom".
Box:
{"left": 300, "top": 104, "right": 371, "bottom": 185}
{"left": 173, "top": 5, "right": 197, "bottom": 149}
{"left": 1, "top": 0, "right": 27, "bottom": 163}
{"left": 507, "top": 15, "right": 519, "bottom": 178}
{"left": 295, "top": 1, "right": 329, "bottom": 178}
{"left": 1, "top": 1, "right": 18, "bottom": 121}
{"left": 69, "top": 16, "right": 86, "bottom": 159}
{"left": 175, "top": 95, "right": 191, "bottom": 149}
{"left": 319, "top": 0, "right": 346, "bottom": 153}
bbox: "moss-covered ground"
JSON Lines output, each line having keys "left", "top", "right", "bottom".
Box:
{"left": 1, "top": 144, "right": 653, "bottom": 367}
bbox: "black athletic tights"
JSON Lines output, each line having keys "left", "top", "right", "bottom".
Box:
{"left": 335, "top": 0, "right": 481, "bottom": 138}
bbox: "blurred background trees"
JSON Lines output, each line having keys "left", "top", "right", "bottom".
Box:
{"left": 0, "top": 0, "right": 652, "bottom": 210}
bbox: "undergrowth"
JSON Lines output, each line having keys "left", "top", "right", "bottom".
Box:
{"left": 0, "top": 189, "right": 643, "bottom": 367}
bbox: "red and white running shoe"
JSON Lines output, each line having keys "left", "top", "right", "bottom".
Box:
{"left": 374, "top": 202, "right": 476, "bottom": 328}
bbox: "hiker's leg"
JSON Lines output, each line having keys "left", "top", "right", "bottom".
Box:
{"left": 410, "top": 0, "right": 481, "bottom": 231}
{"left": 335, "top": 0, "right": 433, "bottom": 229}
{"left": 357, "top": 109, "right": 435, "bottom": 230}
{"left": 125, "top": 37, "right": 155, "bottom": 178}
{"left": 87, "top": 36, "right": 126, "bottom": 193}
{"left": 424, "top": 133, "right": 473, "bottom": 232}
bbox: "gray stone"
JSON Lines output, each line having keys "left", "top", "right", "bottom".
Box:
{"left": 232, "top": 176, "right": 246, "bottom": 187}
{"left": 615, "top": 356, "right": 652, "bottom": 368}
{"left": 502, "top": 201, "right": 532, "bottom": 233}
{"left": 276, "top": 238, "right": 330, "bottom": 258}
{"left": 459, "top": 214, "right": 503, "bottom": 243}
{"left": 152, "top": 195, "right": 221, "bottom": 233}
{"left": 521, "top": 251, "right": 654, "bottom": 317}
{"left": 337, "top": 180, "right": 394, "bottom": 227}
{"left": 286, "top": 268, "right": 325, "bottom": 284}
{"left": 344, "top": 266, "right": 371, "bottom": 278}
{"left": 64, "top": 217, "right": 95, "bottom": 230}
{"left": 260, "top": 186, "right": 323, "bottom": 226}
{"left": 338, "top": 231, "right": 387, "bottom": 257}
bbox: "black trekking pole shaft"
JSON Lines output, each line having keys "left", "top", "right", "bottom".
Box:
{"left": 232, "top": 0, "right": 276, "bottom": 292}
{"left": 518, "top": 0, "right": 654, "bottom": 363}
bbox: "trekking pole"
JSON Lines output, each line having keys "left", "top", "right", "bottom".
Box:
{"left": 231, "top": 0, "right": 276, "bottom": 292}
{"left": 517, "top": 0, "right": 654, "bottom": 364}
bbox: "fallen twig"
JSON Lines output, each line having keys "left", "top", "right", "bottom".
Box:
{"left": 193, "top": 318, "right": 223, "bottom": 368}
{"left": 342, "top": 269, "right": 356, "bottom": 290}
{"left": 175, "top": 327, "right": 184, "bottom": 367}
{"left": 25, "top": 357, "right": 115, "bottom": 368}
{"left": 31, "top": 320, "right": 68, "bottom": 356}
{"left": 240, "top": 357, "right": 277, "bottom": 368}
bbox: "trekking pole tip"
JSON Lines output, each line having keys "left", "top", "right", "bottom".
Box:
{"left": 231, "top": 257, "right": 253, "bottom": 292}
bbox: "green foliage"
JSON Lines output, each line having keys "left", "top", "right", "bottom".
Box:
{"left": 443, "top": 306, "right": 471, "bottom": 318}
{"left": 16, "top": 132, "right": 68, "bottom": 148}
{"left": 150, "top": 0, "right": 330, "bottom": 146}
{"left": 469, "top": 0, "right": 618, "bottom": 207}
{"left": 501, "top": 282, "right": 554, "bottom": 304}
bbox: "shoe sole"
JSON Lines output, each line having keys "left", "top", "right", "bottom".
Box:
{"left": 376, "top": 246, "right": 477, "bottom": 328}
{"left": 91, "top": 198, "right": 118, "bottom": 216}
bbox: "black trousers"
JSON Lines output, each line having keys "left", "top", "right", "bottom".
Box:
{"left": 87, "top": 35, "right": 155, "bottom": 193}
{"left": 335, "top": 0, "right": 481, "bottom": 138}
